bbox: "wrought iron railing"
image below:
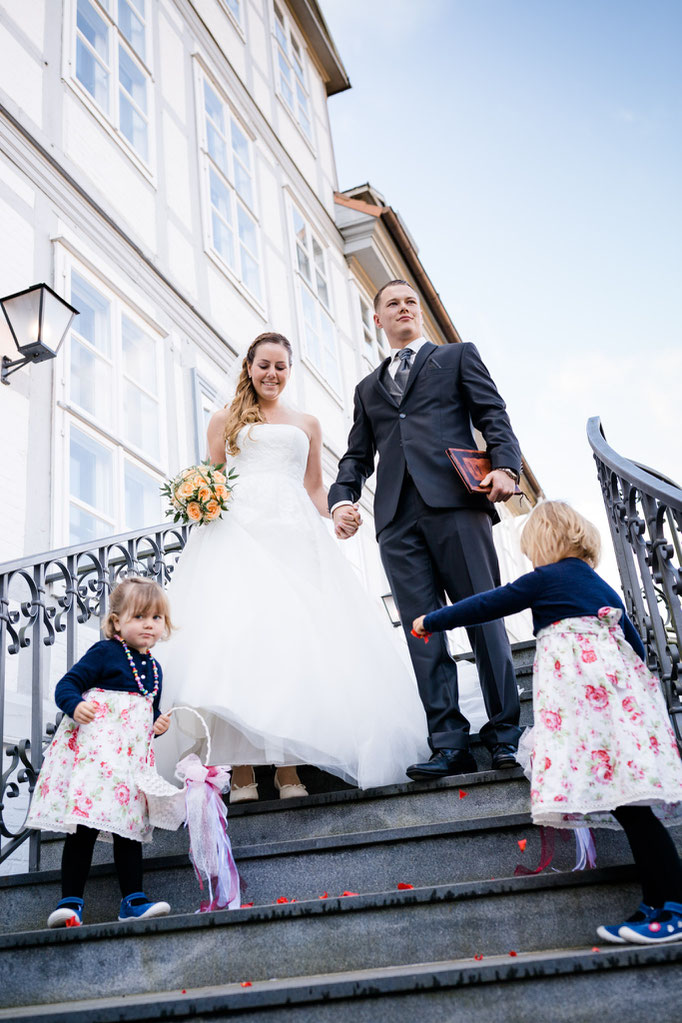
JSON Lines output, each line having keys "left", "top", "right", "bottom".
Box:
{"left": 0, "top": 522, "right": 188, "bottom": 871}
{"left": 588, "top": 417, "right": 682, "bottom": 749}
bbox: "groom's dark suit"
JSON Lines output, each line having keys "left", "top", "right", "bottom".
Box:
{"left": 328, "top": 340, "right": 522, "bottom": 752}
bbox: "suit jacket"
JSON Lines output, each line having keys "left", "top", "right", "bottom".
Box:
{"left": 328, "top": 341, "right": 521, "bottom": 536}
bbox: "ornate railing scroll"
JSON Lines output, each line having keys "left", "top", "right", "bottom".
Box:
{"left": 588, "top": 417, "right": 682, "bottom": 750}
{"left": 0, "top": 522, "right": 188, "bottom": 871}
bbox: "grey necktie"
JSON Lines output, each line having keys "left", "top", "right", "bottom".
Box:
{"left": 393, "top": 347, "right": 414, "bottom": 397}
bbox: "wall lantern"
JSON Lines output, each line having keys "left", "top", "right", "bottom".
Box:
{"left": 381, "top": 592, "right": 402, "bottom": 628}
{"left": 1, "top": 283, "right": 79, "bottom": 386}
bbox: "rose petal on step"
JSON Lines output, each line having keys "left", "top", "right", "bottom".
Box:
{"left": 591, "top": 946, "right": 600, "bottom": 952}
{"left": 240, "top": 981, "right": 252, "bottom": 988}
{"left": 474, "top": 954, "right": 483, "bottom": 961}
{"left": 65, "top": 917, "right": 81, "bottom": 928}
{"left": 518, "top": 839, "right": 527, "bottom": 851}
{"left": 459, "top": 790, "right": 468, "bottom": 799}
{"left": 241, "top": 902, "right": 254, "bottom": 908}
{"left": 509, "top": 950, "right": 518, "bottom": 957}
{"left": 319, "top": 892, "right": 329, "bottom": 899}
{"left": 397, "top": 883, "right": 414, "bottom": 890}
{"left": 276, "top": 897, "right": 289, "bottom": 904}
{"left": 341, "top": 891, "right": 359, "bottom": 897}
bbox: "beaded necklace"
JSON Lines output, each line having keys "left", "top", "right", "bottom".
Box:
{"left": 115, "top": 635, "right": 159, "bottom": 701}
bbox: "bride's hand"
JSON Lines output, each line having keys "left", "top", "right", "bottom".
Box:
{"left": 333, "top": 505, "right": 362, "bottom": 539}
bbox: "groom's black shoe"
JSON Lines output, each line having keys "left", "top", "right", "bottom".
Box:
{"left": 490, "top": 743, "right": 518, "bottom": 770}
{"left": 406, "top": 748, "right": 478, "bottom": 781}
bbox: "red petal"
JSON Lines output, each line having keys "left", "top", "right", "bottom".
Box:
{"left": 341, "top": 891, "right": 359, "bottom": 897}
{"left": 276, "top": 897, "right": 289, "bottom": 904}
{"left": 319, "top": 892, "right": 329, "bottom": 899}
{"left": 241, "top": 902, "right": 254, "bottom": 908}
{"left": 591, "top": 946, "right": 600, "bottom": 952}
{"left": 65, "top": 916, "right": 81, "bottom": 928}
{"left": 459, "top": 790, "right": 468, "bottom": 799}
{"left": 474, "top": 954, "right": 483, "bottom": 961}
{"left": 240, "top": 981, "right": 252, "bottom": 988}
{"left": 181, "top": 990, "right": 186, "bottom": 995}
{"left": 509, "top": 950, "right": 518, "bottom": 957}
{"left": 397, "top": 883, "right": 414, "bottom": 890}
{"left": 518, "top": 839, "right": 527, "bottom": 851}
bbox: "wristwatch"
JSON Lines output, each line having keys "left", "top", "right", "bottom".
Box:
{"left": 498, "top": 467, "right": 520, "bottom": 483}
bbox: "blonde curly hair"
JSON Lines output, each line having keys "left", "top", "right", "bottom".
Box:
{"left": 520, "top": 500, "right": 601, "bottom": 569}
{"left": 223, "top": 332, "right": 293, "bottom": 456}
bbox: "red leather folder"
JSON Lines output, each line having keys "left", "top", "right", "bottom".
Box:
{"left": 445, "top": 448, "right": 521, "bottom": 494}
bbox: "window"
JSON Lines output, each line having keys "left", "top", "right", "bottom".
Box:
{"left": 218, "top": 0, "right": 242, "bottom": 26}
{"left": 291, "top": 206, "right": 341, "bottom": 393}
{"left": 359, "top": 296, "right": 389, "bottom": 369}
{"left": 272, "top": 2, "right": 312, "bottom": 140}
{"left": 63, "top": 267, "right": 166, "bottom": 544}
{"left": 200, "top": 74, "right": 262, "bottom": 303}
{"left": 73, "top": 0, "right": 152, "bottom": 164}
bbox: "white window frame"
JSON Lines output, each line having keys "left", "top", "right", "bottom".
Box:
{"left": 54, "top": 256, "right": 169, "bottom": 546}
{"left": 195, "top": 60, "right": 265, "bottom": 312}
{"left": 288, "top": 199, "right": 342, "bottom": 401}
{"left": 217, "top": 0, "right": 245, "bottom": 37}
{"left": 271, "top": 1, "right": 314, "bottom": 146}
{"left": 191, "top": 370, "right": 219, "bottom": 463}
{"left": 359, "top": 294, "right": 389, "bottom": 371}
{"left": 64, "top": 0, "right": 156, "bottom": 177}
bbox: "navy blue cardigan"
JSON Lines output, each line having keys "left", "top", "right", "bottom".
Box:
{"left": 423, "top": 558, "right": 645, "bottom": 660}
{"left": 55, "top": 639, "right": 163, "bottom": 720}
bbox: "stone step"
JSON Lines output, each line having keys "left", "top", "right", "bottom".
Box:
{"left": 3, "top": 941, "right": 680, "bottom": 1023}
{"left": 2, "top": 805, "right": 647, "bottom": 934}
{"left": 37, "top": 768, "right": 532, "bottom": 869}
{"left": 0, "top": 866, "right": 651, "bottom": 1011}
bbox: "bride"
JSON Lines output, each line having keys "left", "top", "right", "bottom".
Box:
{"left": 159, "top": 332, "right": 480, "bottom": 798}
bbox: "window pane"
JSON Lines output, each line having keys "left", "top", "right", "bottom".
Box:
{"left": 71, "top": 273, "right": 111, "bottom": 355}
{"left": 124, "top": 461, "right": 161, "bottom": 529}
{"left": 119, "top": 46, "right": 147, "bottom": 113}
{"left": 76, "top": 37, "right": 110, "bottom": 112}
{"left": 274, "top": 4, "right": 287, "bottom": 49}
{"left": 122, "top": 316, "right": 156, "bottom": 389}
{"left": 320, "top": 315, "right": 341, "bottom": 391}
{"left": 204, "top": 81, "right": 224, "bottom": 131}
{"left": 291, "top": 39, "right": 305, "bottom": 84}
{"left": 233, "top": 159, "right": 252, "bottom": 207}
{"left": 278, "top": 54, "right": 293, "bottom": 109}
{"left": 70, "top": 338, "right": 113, "bottom": 425}
{"left": 296, "top": 83, "right": 311, "bottom": 136}
{"left": 77, "top": 0, "right": 109, "bottom": 60}
{"left": 296, "top": 244, "right": 310, "bottom": 282}
{"left": 230, "top": 121, "right": 249, "bottom": 166}
{"left": 69, "top": 504, "right": 113, "bottom": 545}
{"left": 225, "top": 0, "right": 240, "bottom": 22}
{"left": 212, "top": 214, "right": 235, "bottom": 268}
{"left": 315, "top": 270, "right": 329, "bottom": 308}
{"left": 70, "top": 427, "right": 113, "bottom": 515}
{"left": 119, "top": 92, "right": 148, "bottom": 159}
{"left": 209, "top": 168, "right": 232, "bottom": 224}
{"left": 240, "top": 247, "right": 260, "bottom": 300}
{"left": 118, "top": 0, "right": 145, "bottom": 60}
{"left": 237, "top": 205, "right": 257, "bottom": 254}
{"left": 123, "top": 380, "right": 160, "bottom": 459}
{"left": 312, "top": 238, "right": 325, "bottom": 272}
{"left": 301, "top": 287, "right": 317, "bottom": 329}
{"left": 207, "top": 122, "right": 228, "bottom": 174}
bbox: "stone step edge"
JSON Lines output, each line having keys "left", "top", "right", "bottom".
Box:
{"left": 2, "top": 810, "right": 536, "bottom": 891}
{"left": 2, "top": 940, "right": 678, "bottom": 1022}
{"left": 0, "top": 863, "right": 638, "bottom": 952}
{"left": 35, "top": 767, "right": 528, "bottom": 845}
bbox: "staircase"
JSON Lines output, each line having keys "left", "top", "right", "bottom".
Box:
{"left": 1, "top": 642, "right": 681, "bottom": 1021}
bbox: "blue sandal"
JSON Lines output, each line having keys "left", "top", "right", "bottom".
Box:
{"left": 47, "top": 897, "right": 84, "bottom": 929}
{"left": 618, "top": 901, "right": 682, "bottom": 944}
{"left": 596, "top": 902, "right": 656, "bottom": 944}
{"left": 118, "top": 891, "right": 171, "bottom": 921}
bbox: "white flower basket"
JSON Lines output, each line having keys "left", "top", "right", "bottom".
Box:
{"left": 138, "top": 706, "right": 213, "bottom": 831}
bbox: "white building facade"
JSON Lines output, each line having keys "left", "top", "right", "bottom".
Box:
{"left": 0, "top": 0, "right": 538, "bottom": 641}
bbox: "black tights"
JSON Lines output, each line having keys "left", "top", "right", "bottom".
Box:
{"left": 614, "top": 804, "right": 682, "bottom": 907}
{"left": 61, "top": 825, "right": 143, "bottom": 900}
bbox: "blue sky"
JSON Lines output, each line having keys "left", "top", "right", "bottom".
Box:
{"left": 320, "top": 0, "right": 681, "bottom": 579}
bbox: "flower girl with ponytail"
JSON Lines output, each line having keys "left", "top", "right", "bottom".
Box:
{"left": 28, "top": 577, "right": 174, "bottom": 927}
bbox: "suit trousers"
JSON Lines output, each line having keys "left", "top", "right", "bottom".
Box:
{"left": 378, "top": 474, "right": 521, "bottom": 751}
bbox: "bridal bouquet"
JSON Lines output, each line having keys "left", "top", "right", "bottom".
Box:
{"left": 161, "top": 461, "right": 237, "bottom": 526}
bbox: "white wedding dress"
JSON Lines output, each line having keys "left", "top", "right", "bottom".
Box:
{"left": 158, "top": 423, "right": 482, "bottom": 789}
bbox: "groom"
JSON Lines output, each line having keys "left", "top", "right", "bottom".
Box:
{"left": 329, "top": 280, "right": 522, "bottom": 779}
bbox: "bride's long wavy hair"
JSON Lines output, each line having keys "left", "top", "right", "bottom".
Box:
{"left": 223, "top": 332, "right": 293, "bottom": 455}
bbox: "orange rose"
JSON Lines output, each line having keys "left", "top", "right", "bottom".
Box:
{"left": 178, "top": 480, "right": 195, "bottom": 499}
{"left": 205, "top": 500, "right": 220, "bottom": 519}
{"left": 198, "top": 486, "right": 211, "bottom": 502}
{"left": 186, "top": 502, "right": 202, "bottom": 521}
{"left": 215, "top": 484, "right": 228, "bottom": 500}
{"left": 213, "top": 470, "right": 226, "bottom": 485}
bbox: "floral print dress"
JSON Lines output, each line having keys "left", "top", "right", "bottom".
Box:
{"left": 520, "top": 607, "right": 682, "bottom": 829}
{"left": 27, "top": 688, "right": 155, "bottom": 843}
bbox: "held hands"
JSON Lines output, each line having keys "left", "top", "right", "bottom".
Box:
{"left": 73, "top": 701, "right": 96, "bottom": 724}
{"left": 333, "top": 504, "right": 362, "bottom": 539}
{"left": 480, "top": 469, "right": 516, "bottom": 503}
{"left": 153, "top": 712, "right": 172, "bottom": 736}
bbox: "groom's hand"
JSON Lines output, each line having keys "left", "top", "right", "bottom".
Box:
{"left": 333, "top": 504, "right": 362, "bottom": 539}
{"left": 481, "top": 469, "right": 516, "bottom": 503}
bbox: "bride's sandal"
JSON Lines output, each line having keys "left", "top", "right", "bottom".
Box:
{"left": 229, "top": 766, "right": 259, "bottom": 804}
{"left": 274, "top": 769, "right": 308, "bottom": 799}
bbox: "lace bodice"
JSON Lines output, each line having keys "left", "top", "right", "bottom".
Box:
{"left": 227, "top": 423, "right": 310, "bottom": 482}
